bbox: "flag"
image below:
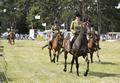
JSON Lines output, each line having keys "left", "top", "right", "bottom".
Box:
{"left": 35, "top": 15, "right": 40, "bottom": 19}
{"left": 42, "top": 23, "right": 46, "bottom": 27}
{"left": 61, "top": 23, "right": 65, "bottom": 27}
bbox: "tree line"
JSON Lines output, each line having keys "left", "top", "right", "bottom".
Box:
{"left": 0, "top": 0, "right": 120, "bottom": 34}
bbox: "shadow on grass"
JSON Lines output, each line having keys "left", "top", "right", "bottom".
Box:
{"left": 101, "top": 62, "right": 117, "bottom": 65}
{"left": 89, "top": 71, "right": 120, "bottom": 78}
{"left": 0, "top": 72, "right": 13, "bottom": 82}
{"left": 15, "top": 45, "right": 25, "bottom": 47}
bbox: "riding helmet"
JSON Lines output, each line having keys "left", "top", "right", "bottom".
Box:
{"left": 54, "top": 20, "right": 58, "bottom": 24}
{"left": 75, "top": 13, "right": 81, "bottom": 17}
{"left": 91, "top": 24, "right": 94, "bottom": 27}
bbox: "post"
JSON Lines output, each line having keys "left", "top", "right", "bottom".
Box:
{"left": 97, "top": 0, "right": 101, "bottom": 34}
{"left": 45, "top": 26, "right": 46, "bottom": 31}
{"left": 64, "top": 23, "right": 65, "bottom": 32}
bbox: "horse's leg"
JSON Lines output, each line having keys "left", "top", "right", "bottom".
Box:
{"left": 70, "top": 56, "right": 74, "bottom": 73}
{"left": 84, "top": 55, "right": 89, "bottom": 76}
{"left": 90, "top": 52, "right": 93, "bottom": 63}
{"left": 75, "top": 57, "right": 79, "bottom": 77}
{"left": 63, "top": 52, "right": 68, "bottom": 72}
{"left": 96, "top": 51, "right": 101, "bottom": 63}
{"left": 52, "top": 49, "right": 56, "bottom": 63}
{"left": 49, "top": 49, "right": 52, "bottom": 63}
{"left": 10, "top": 38, "right": 12, "bottom": 45}
{"left": 56, "top": 51, "right": 60, "bottom": 65}
{"left": 13, "top": 38, "right": 15, "bottom": 45}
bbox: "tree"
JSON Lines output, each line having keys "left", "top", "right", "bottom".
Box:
{"left": 26, "top": 6, "right": 44, "bottom": 30}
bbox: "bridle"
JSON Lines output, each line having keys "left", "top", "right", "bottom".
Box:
{"left": 57, "top": 34, "right": 64, "bottom": 46}
{"left": 80, "top": 22, "right": 90, "bottom": 36}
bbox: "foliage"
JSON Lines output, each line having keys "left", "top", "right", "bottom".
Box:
{"left": 0, "top": 0, "right": 120, "bottom": 33}
{"left": 26, "top": 6, "right": 44, "bottom": 30}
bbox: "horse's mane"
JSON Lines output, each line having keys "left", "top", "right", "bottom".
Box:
{"left": 80, "top": 21, "right": 90, "bottom": 34}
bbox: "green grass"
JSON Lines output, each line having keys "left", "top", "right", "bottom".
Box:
{"left": 0, "top": 40, "right": 120, "bottom": 83}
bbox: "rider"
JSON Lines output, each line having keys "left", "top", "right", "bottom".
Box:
{"left": 48, "top": 20, "right": 60, "bottom": 49}
{"left": 69, "top": 13, "right": 83, "bottom": 53}
{"left": 90, "top": 24, "right": 95, "bottom": 38}
{"left": 8, "top": 26, "right": 14, "bottom": 36}
{"left": 90, "top": 24, "right": 101, "bottom": 50}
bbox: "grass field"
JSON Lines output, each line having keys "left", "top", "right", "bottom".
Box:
{"left": 0, "top": 40, "right": 120, "bottom": 83}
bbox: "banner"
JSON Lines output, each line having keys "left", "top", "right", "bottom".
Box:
{"left": 42, "top": 23, "right": 46, "bottom": 27}
{"left": 61, "top": 23, "right": 65, "bottom": 27}
{"left": 35, "top": 15, "right": 40, "bottom": 19}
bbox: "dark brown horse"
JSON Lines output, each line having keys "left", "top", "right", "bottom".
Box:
{"left": 88, "top": 34, "right": 101, "bottom": 63}
{"left": 58, "top": 21, "right": 91, "bottom": 77}
{"left": 42, "top": 33, "right": 64, "bottom": 65}
{"left": 8, "top": 29, "right": 15, "bottom": 45}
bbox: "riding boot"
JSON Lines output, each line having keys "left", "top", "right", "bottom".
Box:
{"left": 98, "top": 45, "right": 101, "bottom": 50}
{"left": 61, "top": 45, "right": 64, "bottom": 48}
{"left": 69, "top": 41, "right": 72, "bottom": 53}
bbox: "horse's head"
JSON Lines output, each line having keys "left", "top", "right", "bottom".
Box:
{"left": 82, "top": 21, "right": 91, "bottom": 36}
{"left": 11, "top": 28, "right": 13, "bottom": 32}
{"left": 58, "top": 32, "right": 64, "bottom": 40}
{"left": 93, "top": 34, "right": 100, "bottom": 46}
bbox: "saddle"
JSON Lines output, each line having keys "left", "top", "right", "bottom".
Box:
{"left": 49, "top": 35, "right": 57, "bottom": 48}
{"left": 71, "top": 34, "right": 79, "bottom": 48}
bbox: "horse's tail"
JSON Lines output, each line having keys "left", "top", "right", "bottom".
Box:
{"left": 42, "top": 44, "right": 48, "bottom": 50}
{"left": 57, "top": 49, "right": 64, "bottom": 56}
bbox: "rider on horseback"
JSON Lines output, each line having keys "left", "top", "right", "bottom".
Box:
{"left": 90, "top": 24, "right": 101, "bottom": 50}
{"left": 69, "top": 13, "right": 83, "bottom": 53}
{"left": 8, "top": 26, "right": 15, "bottom": 37}
{"left": 48, "top": 20, "right": 60, "bottom": 49}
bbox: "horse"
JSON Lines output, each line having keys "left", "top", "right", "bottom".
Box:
{"left": 57, "top": 21, "right": 91, "bottom": 77}
{"left": 8, "top": 28, "right": 15, "bottom": 45}
{"left": 42, "top": 33, "right": 64, "bottom": 65}
{"left": 88, "top": 34, "right": 101, "bottom": 63}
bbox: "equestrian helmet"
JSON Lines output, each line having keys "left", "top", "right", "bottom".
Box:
{"left": 75, "top": 13, "right": 81, "bottom": 17}
{"left": 54, "top": 20, "right": 58, "bottom": 24}
{"left": 91, "top": 24, "right": 94, "bottom": 27}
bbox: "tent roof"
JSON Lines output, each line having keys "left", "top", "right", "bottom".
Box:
{"left": 107, "top": 32, "right": 118, "bottom": 35}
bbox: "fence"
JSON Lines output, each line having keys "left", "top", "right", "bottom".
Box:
{"left": 0, "top": 42, "right": 9, "bottom": 83}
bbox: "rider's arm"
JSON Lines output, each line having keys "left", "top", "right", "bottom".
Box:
{"left": 70, "top": 21, "right": 76, "bottom": 34}
{"left": 51, "top": 26, "right": 54, "bottom": 34}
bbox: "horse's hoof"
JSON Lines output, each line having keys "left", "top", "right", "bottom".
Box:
{"left": 63, "top": 68, "right": 67, "bottom": 72}
{"left": 52, "top": 60, "right": 55, "bottom": 63}
{"left": 84, "top": 72, "right": 88, "bottom": 76}
{"left": 91, "top": 62, "right": 93, "bottom": 64}
{"left": 56, "top": 62, "right": 59, "bottom": 65}
{"left": 77, "top": 73, "right": 80, "bottom": 77}
{"left": 99, "top": 61, "right": 101, "bottom": 64}
{"left": 70, "top": 71, "right": 72, "bottom": 74}
{"left": 51, "top": 60, "right": 52, "bottom": 63}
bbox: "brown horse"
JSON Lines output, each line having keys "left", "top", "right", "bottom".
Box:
{"left": 8, "top": 28, "right": 15, "bottom": 45}
{"left": 88, "top": 34, "right": 101, "bottom": 63}
{"left": 42, "top": 33, "right": 64, "bottom": 65}
{"left": 58, "top": 21, "right": 91, "bottom": 77}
